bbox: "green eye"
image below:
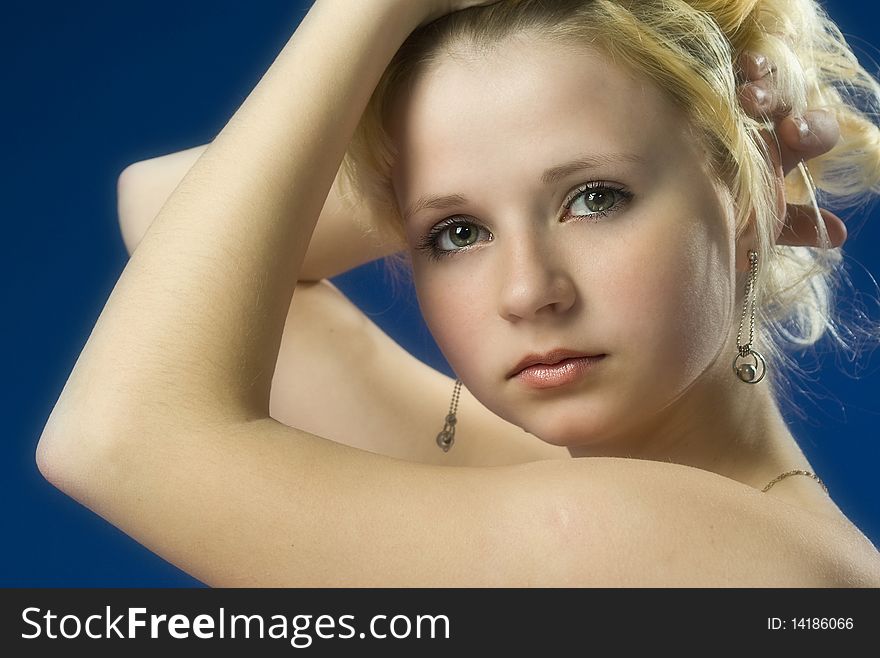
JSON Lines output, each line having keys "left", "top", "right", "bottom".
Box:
{"left": 447, "top": 224, "right": 479, "bottom": 248}
{"left": 566, "top": 185, "right": 628, "bottom": 218}
{"left": 584, "top": 189, "right": 616, "bottom": 213}
{"left": 416, "top": 182, "right": 633, "bottom": 262}
{"left": 417, "top": 219, "right": 492, "bottom": 260}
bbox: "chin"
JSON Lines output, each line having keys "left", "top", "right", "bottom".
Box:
{"left": 525, "top": 414, "right": 613, "bottom": 449}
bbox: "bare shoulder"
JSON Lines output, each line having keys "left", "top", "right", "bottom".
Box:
{"left": 757, "top": 475, "right": 880, "bottom": 586}
{"left": 38, "top": 412, "right": 878, "bottom": 587}
{"left": 37, "top": 394, "right": 880, "bottom": 587}
{"left": 517, "top": 457, "right": 880, "bottom": 587}
{"left": 787, "top": 501, "right": 880, "bottom": 587}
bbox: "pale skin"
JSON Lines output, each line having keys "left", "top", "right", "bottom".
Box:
{"left": 37, "top": 0, "right": 880, "bottom": 586}
{"left": 393, "top": 36, "right": 792, "bottom": 480}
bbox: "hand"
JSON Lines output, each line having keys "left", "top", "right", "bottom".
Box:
{"left": 736, "top": 52, "right": 847, "bottom": 249}
{"left": 415, "top": 0, "right": 507, "bottom": 28}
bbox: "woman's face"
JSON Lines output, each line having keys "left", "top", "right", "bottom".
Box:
{"left": 389, "top": 34, "right": 742, "bottom": 448}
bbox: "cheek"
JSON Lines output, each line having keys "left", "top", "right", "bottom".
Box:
{"left": 412, "top": 270, "right": 487, "bottom": 371}
{"left": 607, "top": 221, "right": 732, "bottom": 381}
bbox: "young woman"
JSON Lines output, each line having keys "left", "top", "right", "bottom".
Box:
{"left": 37, "top": 0, "right": 880, "bottom": 586}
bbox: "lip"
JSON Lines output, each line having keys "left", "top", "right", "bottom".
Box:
{"left": 507, "top": 348, "right": 604, "bottom": 379}
{"left": 512, "top": 355, "right": 605, "bottom": 389}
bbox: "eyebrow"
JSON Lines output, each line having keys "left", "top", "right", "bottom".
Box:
{"left": 403, "top": 152, "right": 647, "bottom": 223}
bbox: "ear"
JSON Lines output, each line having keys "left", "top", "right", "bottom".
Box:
{"left": 734, "top": 208, "right": 759, "bottom": 274}
{"left": 735, "top": 142, "right": 788, "bottom": 273}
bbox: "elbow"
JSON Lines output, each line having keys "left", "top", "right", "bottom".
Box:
{"left": 35, "top": 426, "right": 99, "bottom": 513}
{"left": 35, "top": 399, "right": 72, "bottom": 485}
{"left": 34, "top": 418, "right": 78, "bottom": 492}
{"left": 35, "top": 431, "right": 58, "bottom": 486}
{"left": 34, "top": 407, "right": 114, "bottom": 497}
{"left": 116, "top": 162, "right": 146, "bottom": 256}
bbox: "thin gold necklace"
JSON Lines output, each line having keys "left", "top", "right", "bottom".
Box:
{"left": 762, "top": 469, "right": 828, "bottom": 494}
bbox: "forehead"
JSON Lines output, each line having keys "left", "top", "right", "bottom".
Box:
{"left": 388, "top": 34, "right": 692, "bottom": 218}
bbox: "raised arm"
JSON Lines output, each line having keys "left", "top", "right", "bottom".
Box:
{"left": 34, "top": 0, "right": 871, "bottom": 587}
{"left": 118, "top": 52, "right": 849, "bottom": 284}
{"left": 118, "top": 144, "right": 406, "bottom": 281}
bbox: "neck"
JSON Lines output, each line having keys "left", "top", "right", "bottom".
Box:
{"left": 566, "top": 355, "right": 810, "bottom": 492}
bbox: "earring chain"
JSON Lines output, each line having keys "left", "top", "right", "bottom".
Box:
{"left": 736, "top": 249, "right": 758, "bottom": 357}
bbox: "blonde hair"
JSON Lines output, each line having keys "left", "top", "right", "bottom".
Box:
{"left": 339, "top": 0, "right": 880, "bottom": 412}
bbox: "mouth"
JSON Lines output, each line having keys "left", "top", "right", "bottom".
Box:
{"left": 509, "top": 354, "right": 606, "bottom": 389}
{"left": 507, "top": 348, "right": 606, "bottom": 380}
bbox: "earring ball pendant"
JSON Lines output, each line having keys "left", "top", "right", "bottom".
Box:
{"left": 733, "top": 349, "right": 766, "bottom": 384}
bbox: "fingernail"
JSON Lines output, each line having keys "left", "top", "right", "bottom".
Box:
{"left": 794, "top": 116, "right": 811, "bottom": 142}
{"left": 745, "top": 51, "right": 771, "bottom": 78}
{"left": 752, "top": 86, "right": 768, "bottom": 106}
{"left": 753, "top": 53, "right": 769, "bottom": 75}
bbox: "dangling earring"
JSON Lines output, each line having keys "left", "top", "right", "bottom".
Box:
{"left": 436, "top": 378, "right": 462, "bottom": 452}
{"left": 733, "top": 249, "right": 767, "bottom": 383}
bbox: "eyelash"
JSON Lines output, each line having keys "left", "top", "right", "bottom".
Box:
{"left": 415, "top": 181, "right": 633, "bottom": 262}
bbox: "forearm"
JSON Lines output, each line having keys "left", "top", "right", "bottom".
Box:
{"left": 46, "top": 0, "right": 421, "bottom": 437}
{"left": 119, "top": 144, "right": 405, "bottom": 281}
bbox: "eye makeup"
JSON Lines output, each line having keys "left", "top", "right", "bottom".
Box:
{"left": 414, "top": 181, "right": 633, "bottom": 261}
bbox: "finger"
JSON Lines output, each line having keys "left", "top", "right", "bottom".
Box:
{"left": 775, "top": 110, "right": 841, "bottom": 177}
{"left": 736, "top": 52, "right": 793, "bottom": 121}
{"left": 776, "top": 204, "right": 848, "bottom": 248}
{"left": 736, "top": 51, "right": 772, "bottom": 84}
{"left": 738, "top": 81, "right": 772, "bottom": 119}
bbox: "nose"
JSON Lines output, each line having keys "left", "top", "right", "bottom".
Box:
{"left": 497, "top": 236, "right": 577, "bottom": 322}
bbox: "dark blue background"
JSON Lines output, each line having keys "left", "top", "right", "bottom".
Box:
{"left": 3, "top": 1, "right": 878, "bottom": 586}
